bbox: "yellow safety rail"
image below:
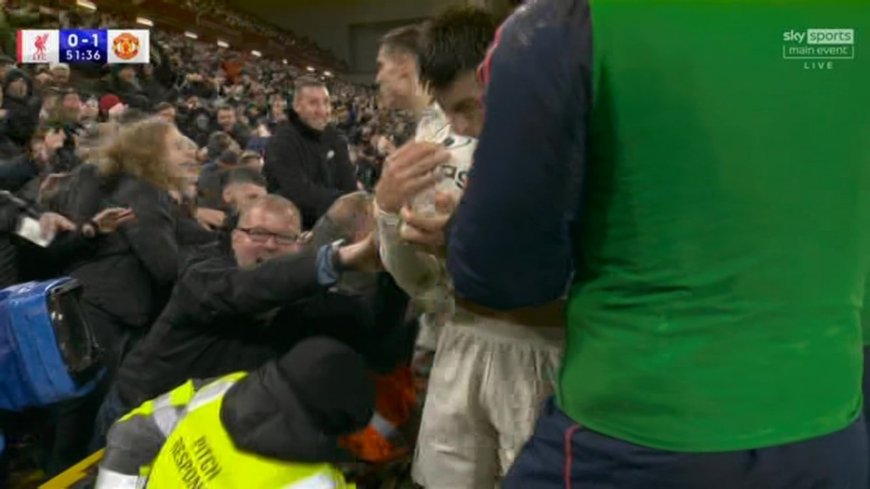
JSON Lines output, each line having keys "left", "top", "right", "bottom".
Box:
{"left": 39, "top": 449, "right": 104, "bottom": 489}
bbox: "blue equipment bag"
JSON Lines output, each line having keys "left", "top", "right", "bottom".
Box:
{"left": 0, "top": 278, "right": 103, "bottom": 411}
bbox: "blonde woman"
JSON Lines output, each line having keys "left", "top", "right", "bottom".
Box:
{"left": 64, "top": 117, "right": 189, "bottom": 375}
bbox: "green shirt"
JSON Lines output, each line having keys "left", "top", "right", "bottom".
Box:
{"left": 560, "top": 0, "right": 870, "bottom": 451}
{"left": 863, "top": 278, "right": 870, "bottom": 345}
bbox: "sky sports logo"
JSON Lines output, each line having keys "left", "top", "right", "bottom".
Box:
{"left": 782, "top": 28, "right": 855, "bottom": 60}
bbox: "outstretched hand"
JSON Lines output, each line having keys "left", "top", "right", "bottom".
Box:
{"left": 337, "top": 232, "right": 382, "bottom": 272}
{"left": 92, "top": 207, "right": 136, "bottom": 234}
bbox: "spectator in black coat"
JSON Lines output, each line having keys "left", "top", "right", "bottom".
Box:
{"left": 263, "top": 77, "right": 356, "bottom": 229}
{"left": 63, "top": 118, "right": 188, "bottom": 376}
{"left": 176, "top": 96, "right": 217, "bottom": 147}
{"left": 139, "top": 64, "right": 174, "bottom": 105}
{"left": 3, "top": 68, "right": 39, "bottom": 147}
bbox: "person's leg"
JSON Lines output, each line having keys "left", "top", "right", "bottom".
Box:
{"left": 42, "top": 378, "right": 107, "bottom": 476}
{"left": 411, "top": 324, "right": 500, "bottom": 489}
{"left": 477, "top": 321, "right": 563, "bottom": 482}
{"left": 89, "top": 384, "right": 131, "bottom": 453}
{"left": 42, "top": 302, "right": 129, "bottom": 475}
{"left": 505, "top": 399, "right": 868, "bottom": 489}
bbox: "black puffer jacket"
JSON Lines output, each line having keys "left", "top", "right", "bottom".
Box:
{"left": 114, "top": 247, "right": 324, "bottom": 406}
{"left": 114, "top": 241, "right": 409, "bottom": 408}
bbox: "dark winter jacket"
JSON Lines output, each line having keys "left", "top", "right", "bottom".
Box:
{"left": 114, "top": 244, "right": 409, "bottom": 408}
{"left": 263, "top": 111, "right": 356, "bottom": 229}
{"left": 63, "top": 171, "right": 178, "bottom": 329}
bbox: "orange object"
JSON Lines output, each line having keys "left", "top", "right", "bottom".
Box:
{"left": 374, "top": 366, "right": 415, "bottom": 426}
{"left": 341, "top": 426, "right": 405, "bottom": 463}
{"left": 341, "top": 367, "right": 416, "bottom": 464}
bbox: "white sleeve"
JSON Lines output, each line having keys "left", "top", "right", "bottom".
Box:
{"left": 375, "top": 202, "right": 446, "bottom": 304}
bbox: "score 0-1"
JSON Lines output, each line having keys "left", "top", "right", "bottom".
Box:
{"left": 60, "top": 29, "right": 107, "bottom": 63}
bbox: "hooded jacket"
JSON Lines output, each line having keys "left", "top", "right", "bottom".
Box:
{"left": 221, "top": 336, "right": 375, "bottom": 463}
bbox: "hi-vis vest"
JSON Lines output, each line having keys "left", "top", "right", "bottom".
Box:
{"left": 106, "top": 372, "right": 354, "bottom": 489}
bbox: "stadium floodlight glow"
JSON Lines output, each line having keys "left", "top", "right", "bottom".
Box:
{"left": 217, "top": 40, "right": 229, "bottom": 48}
{"left": 184, "top": 31, "right": 198, "bottom": 40}
{"left": 251, "top": 50, "right": 262, "bottom": 57}
{"left": 323, "top": 71, "right": 333, "bottom": 77}
{"left": 76, "top": 0, "right": 97, "bottom": 11}
{"left": 306, "top": 66, "right": 315, "bottom": 72}
{"left": 136, "top": 17, "right": 154, "bottom": 27}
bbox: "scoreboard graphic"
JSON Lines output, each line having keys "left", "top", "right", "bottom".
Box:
{"left": 17, "top": 29, "right": 150, "bottom": 64}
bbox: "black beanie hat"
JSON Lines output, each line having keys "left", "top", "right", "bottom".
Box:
{"left": 276, "top": 337, "right": 375, "bottom": 435}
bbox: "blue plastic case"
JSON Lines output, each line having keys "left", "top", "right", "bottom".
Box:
{"left": 0, "top": 278, "right": 103, "bottom": 411}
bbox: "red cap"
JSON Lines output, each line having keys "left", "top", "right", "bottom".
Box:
{"left": 99, "top": 94, "right": 121, "bottom": 114}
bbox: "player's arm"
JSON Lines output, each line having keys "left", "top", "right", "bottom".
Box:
{"left": 447, "top": 0, "right": 592, "bottom": 310}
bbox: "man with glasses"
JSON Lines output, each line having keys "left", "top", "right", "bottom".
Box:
{"left": 93, "top": 194, "right": 393, "bottom": 445}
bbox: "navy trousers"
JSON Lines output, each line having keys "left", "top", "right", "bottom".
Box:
{"left": 504, "top": 398, "right": 867, "bottom": 489}
{"left": 864, "top": 346, "right": 870, "bottom": 488}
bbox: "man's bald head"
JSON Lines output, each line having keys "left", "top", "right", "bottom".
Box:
{"left": 311, "top": 191, "right": 374, "bottom": 247}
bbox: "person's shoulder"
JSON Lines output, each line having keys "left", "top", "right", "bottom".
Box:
{"left": 181, "top": 246, "right": 235, "bottom": 279}
{"left": 415, "top": 105, "right": 450, "bottom": 143}
{"left": 267, "top": 120, "right": 300, "bottom": 148}
{"left": 111, "top": 175, "right": 172, "bottom": 209}
{"left": 504, "top": 0, "right": 585, "bottom": 28}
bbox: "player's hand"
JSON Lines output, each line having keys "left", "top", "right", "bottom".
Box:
{"left": 374, "top": 142, "right": 448, "bottom": 214}
{"left": 399, "top": 192, "right": 457, "bottom": 252}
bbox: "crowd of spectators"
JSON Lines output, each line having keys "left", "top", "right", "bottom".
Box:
{"left": 0, "top": 0, "right": 413, "bottom": 190}
{"left": 0, "top": 0, "right": 416, "bottom": 485}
